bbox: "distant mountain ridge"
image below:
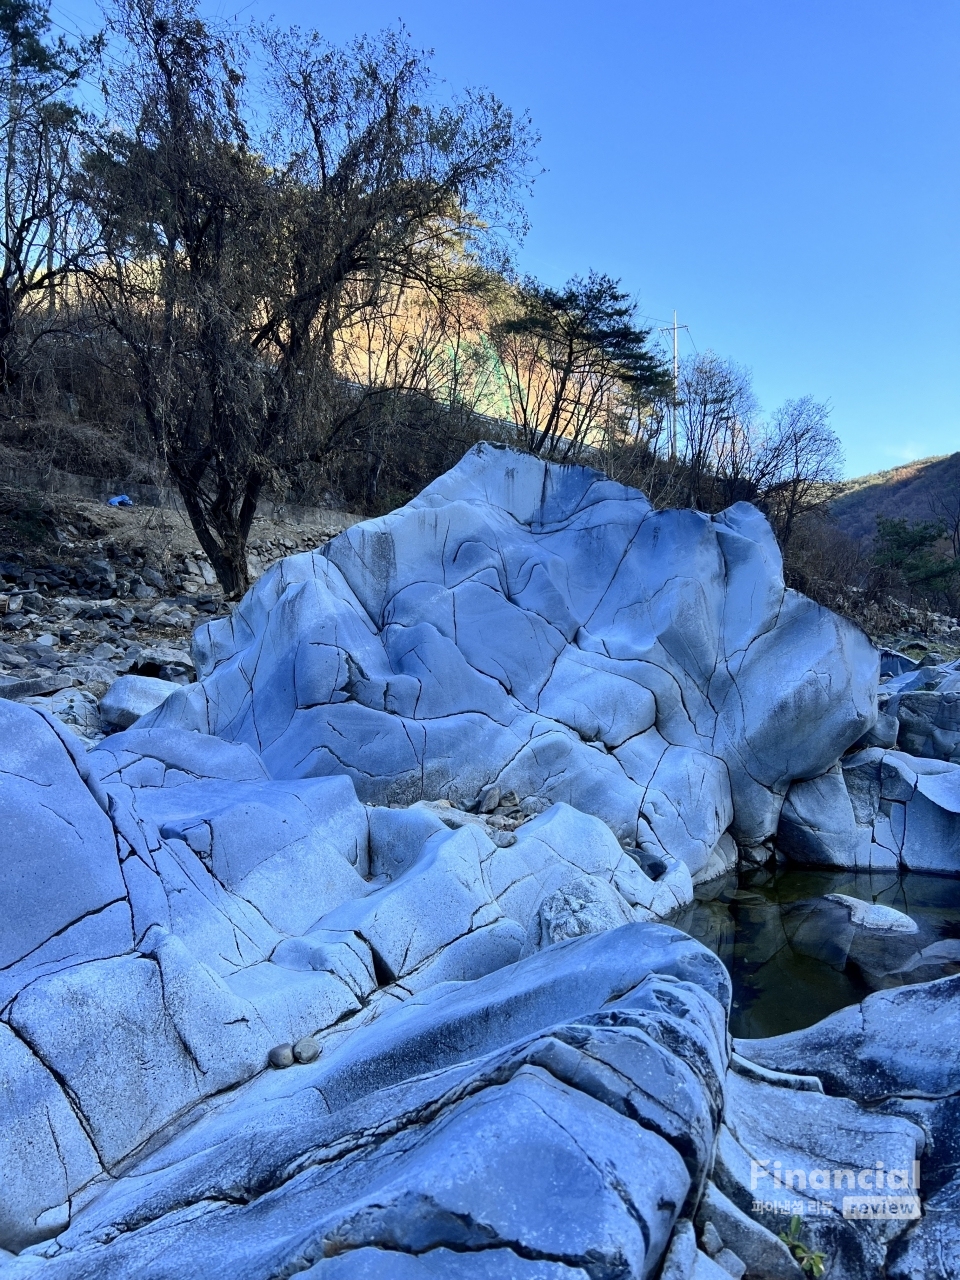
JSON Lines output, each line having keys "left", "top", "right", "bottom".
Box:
{"left": 830, "top": 452, "right": 960, "bottom": 543}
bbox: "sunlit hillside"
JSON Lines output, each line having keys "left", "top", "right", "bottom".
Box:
{"left": 831, "top": 452, "right": 960, "bottom": 542}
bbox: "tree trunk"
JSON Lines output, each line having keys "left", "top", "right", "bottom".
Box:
{"left": 174, "top": 468, "right": 263, "bottom": 599}
{"left": 0, "top": 273, "right": 18, "bottom": 394}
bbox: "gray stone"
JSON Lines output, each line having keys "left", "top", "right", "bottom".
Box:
{"left": 779, "top": 893, "right": 923, "bottom": 982}
{"left": 142, "top": 445, "right": 877, "bottom": 872}
{"left": 0, "top": 670, "right": 73, "bottom": 700}
{"left": 299, "top": 1250, "right": 593, "bottom": 1277}
{"left": 880, "top": 650, "right": 918, "bottom": 678}
{"left": 695, "top": 1181, "right": 803, "bottom": 1279}
{"left": 88, "top": 724, "right": 269, "bottom": 787}
{"left": 268, "top": 1043, "right": 294, "bottom": 1068}
{"left": 99, "top": 674, "right": 180, "bottom": 728}
{"left": 886, "top": 1173, "right": 960, "bottom": 1279}
{"left": 659, "top": 1219, "right": 699, "bottom": 1279}
{"left": 367, "top": 802, "right": 449, "bottom": 879}
{"left": 521, "top": 873, "right": 634, "bottom": 955}
{"left": 714, "top": 1070, "right": 924, "bottom": 1280}
{"left": 733, "top": 974, "right": 960, "bottom": 1102}
{"left": 854, "top": 709, "right": 900, "bottom": 750}
{"left": 0, "top": 702, "right": 126, "bottom": 974}
{"left": 889, "top": 686, "right": 960, "bottom": 761}
{"left": 0, "top": 1023, "right": 101, "bottom": 1253}
{"left": 778, "top": 748, "right": 960, "bottom": 874}
{"left": 5, "top": 449, "right": 946, "bottom": 1276}
{"left": 5, "top": 925, "right": 728, "bottom": 1277}
{"left": 477, "top": 783, "right": 500, "bottom": 813}
{"left": 133, "top": 773, "right": 369, "bottom": 935}
{"left": 714, "top": 1249, "right": 746, "bottom": 1280}
{"left": 701, "top": 1219, "right": 724, "bottom": 1256}
{"left": 823, "top": 893, "right": 918, "bottom": 934}
{"left": 294, "top": 1035, "right": 320, "bottom": 1063}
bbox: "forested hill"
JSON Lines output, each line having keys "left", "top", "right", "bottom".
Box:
{"left": 830, "top": 452, "right": 960, "bottom": 542}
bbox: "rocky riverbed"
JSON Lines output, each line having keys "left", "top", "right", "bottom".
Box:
{"left": 1, "top": 445, "right": 959, "bottom": 1280}
{"left": 0, "top": 496, "right": 356, "bottom": 743}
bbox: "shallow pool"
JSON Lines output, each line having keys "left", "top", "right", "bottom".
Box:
{"left": 672, "top": 863, "right": 960, "bottom": 1039}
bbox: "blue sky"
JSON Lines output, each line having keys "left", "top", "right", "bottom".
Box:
{"left": 53, "top": 0, "right": 960, "bottom": 477}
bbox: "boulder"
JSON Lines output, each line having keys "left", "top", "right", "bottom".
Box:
{"left": 733, "top": 974, "right": 960, "bottom": 1102}
{"left": 779, "top": 893, "right": 921, "bottom": 978}
{"left": 877, "top": 656, "right": 960, "bottom": 762}
{"left": 695, "top": 1181, "right": 803, "bottom": 1279}
{"left": 0, "top": 702, "right": 127, "bottom": 978}
{"left": 778, "top": 749, "right": 960, "bottom": 874}
{"left": 715, "top": 1067, "right": 924, "bottom": 1280}
{"left": 99, "top": 674, "right": 180, "bottom": 729}
{"left": 140, "top": 445, "right": 877, "bottom": 871}
{"left": 733, "top": 977, "right": 960, "bottom": 1277}
{"left": 5, "top": 450, "right": 948, "bottom": 1277}
{"left": 521, "top": 873, "right": 635, "bottom": 955}
{"left": 4, "top": 925, "right": 730, "bottom": 1278}
{"left": 886, "top": 1174, "right": 960, "bottom": 1279}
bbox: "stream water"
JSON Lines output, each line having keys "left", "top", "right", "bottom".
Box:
{"left": 672, "top": 864, "right": 960, "bottom": 1039}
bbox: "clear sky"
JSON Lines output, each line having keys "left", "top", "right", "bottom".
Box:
{"left": 52, "top": 0, "right": 960, "bottom": 477}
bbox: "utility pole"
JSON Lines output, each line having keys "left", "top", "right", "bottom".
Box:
{"left": 659, "top": 311, "right": 688, "bottom": 459}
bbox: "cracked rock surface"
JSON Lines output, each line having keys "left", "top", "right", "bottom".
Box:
{"left": 733, "top": 976, "right": 960, "bottom": 1280}
{"left": 142, "top": 444, "right": 878, "bottom": 870}
{"left": 2, "top": 446, "right": 938, "bottom": 1279}
{"left": 778, "top": 653, "right": 960, "bottom": 874}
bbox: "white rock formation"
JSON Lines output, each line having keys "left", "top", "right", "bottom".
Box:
{"left": 142, "top": 444, "right": 878, "bottom": 870}
{"left": 98, "top": 674, "right": 180, "bottom": 729}
{"left": 779, "top": 747, "right": 960, "bottom": 872}
{"left": 3, "top": 446, "right": 942, "bottom": 1280}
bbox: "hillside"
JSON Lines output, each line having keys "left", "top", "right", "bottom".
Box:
{"left": 831, "top": 451, "right": 960, "bottom": 542}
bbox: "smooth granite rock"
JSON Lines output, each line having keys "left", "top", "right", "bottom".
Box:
{"left": 733, "top": 976, "right": 960, "bottom": 1279}
{"left": 139, "top": 445, "right": 878, "bottom": 867}
{"left": 779, "top": 893, "right": 923, "bottom": 983}
{"left": 0, "top": 926, "right": 730, "bottom": 1277}
{"left": 714, "top": 1068, "right": 924, "bottom": 1280}
{"left": 876, "top": 657, "right": 960, "bottom": 763}
{"left": 3, "top": 449, "right": 954, "bottom": 1279}
{"left": 733, "top": 974, "right": 960, "bottom": 1102}
{"left": 98, "top": 675, "right": 180, "bottom": 729}
{"left": 778, "top": 748, "right": 960, "bottom": 874}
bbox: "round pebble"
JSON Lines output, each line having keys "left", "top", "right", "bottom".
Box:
{"left": 293, "top": 1036, "right": 320, "bottom": 1064}
{"left": 268, "top": 1043, "right": 294, "bottom": 1069}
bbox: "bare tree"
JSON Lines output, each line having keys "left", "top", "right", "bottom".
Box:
{"left": 0, "top": 0, "right": 98, "bottom": 393}
{"left": 80, "top": 0, "right": 536, "bottom": 595}
{"left": 611, "top": 352, "right": 843, "bottom": 555}
{"left": 316, "top": 266, "right": 503, "bottom": 508}
{"left": 673, "top": 352, "right": 760, "bottom": 509}
{"left": 757, "top": 395, "right": 843, "bottom": 547}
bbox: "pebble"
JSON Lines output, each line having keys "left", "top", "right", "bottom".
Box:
{"left": 700, "top": 1220, "right": 724, "bottom": 1257}
{"left": 714, "top": 1248, "right": 746, "bottom": 1280}
{"left": 267, "top": 1043, "right": 295, "bottom": 1069}
{"left": 477, "top": 785, "right": 500, "bottom": 813}
{"left": 293, "top": 1036, "right": 320, "bottom": 1064}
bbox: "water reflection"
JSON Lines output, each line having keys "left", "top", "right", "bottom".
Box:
{"left": 671, "top": 864, "right": 960, "bottom": 1039}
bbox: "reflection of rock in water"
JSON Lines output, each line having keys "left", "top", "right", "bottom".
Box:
{"left": 674, "top": 863, "right": 960, "bottom": 1036}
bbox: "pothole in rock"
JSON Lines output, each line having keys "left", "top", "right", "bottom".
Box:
{"left": 672, "top": 863, "right": 960, "bottom": 1038}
